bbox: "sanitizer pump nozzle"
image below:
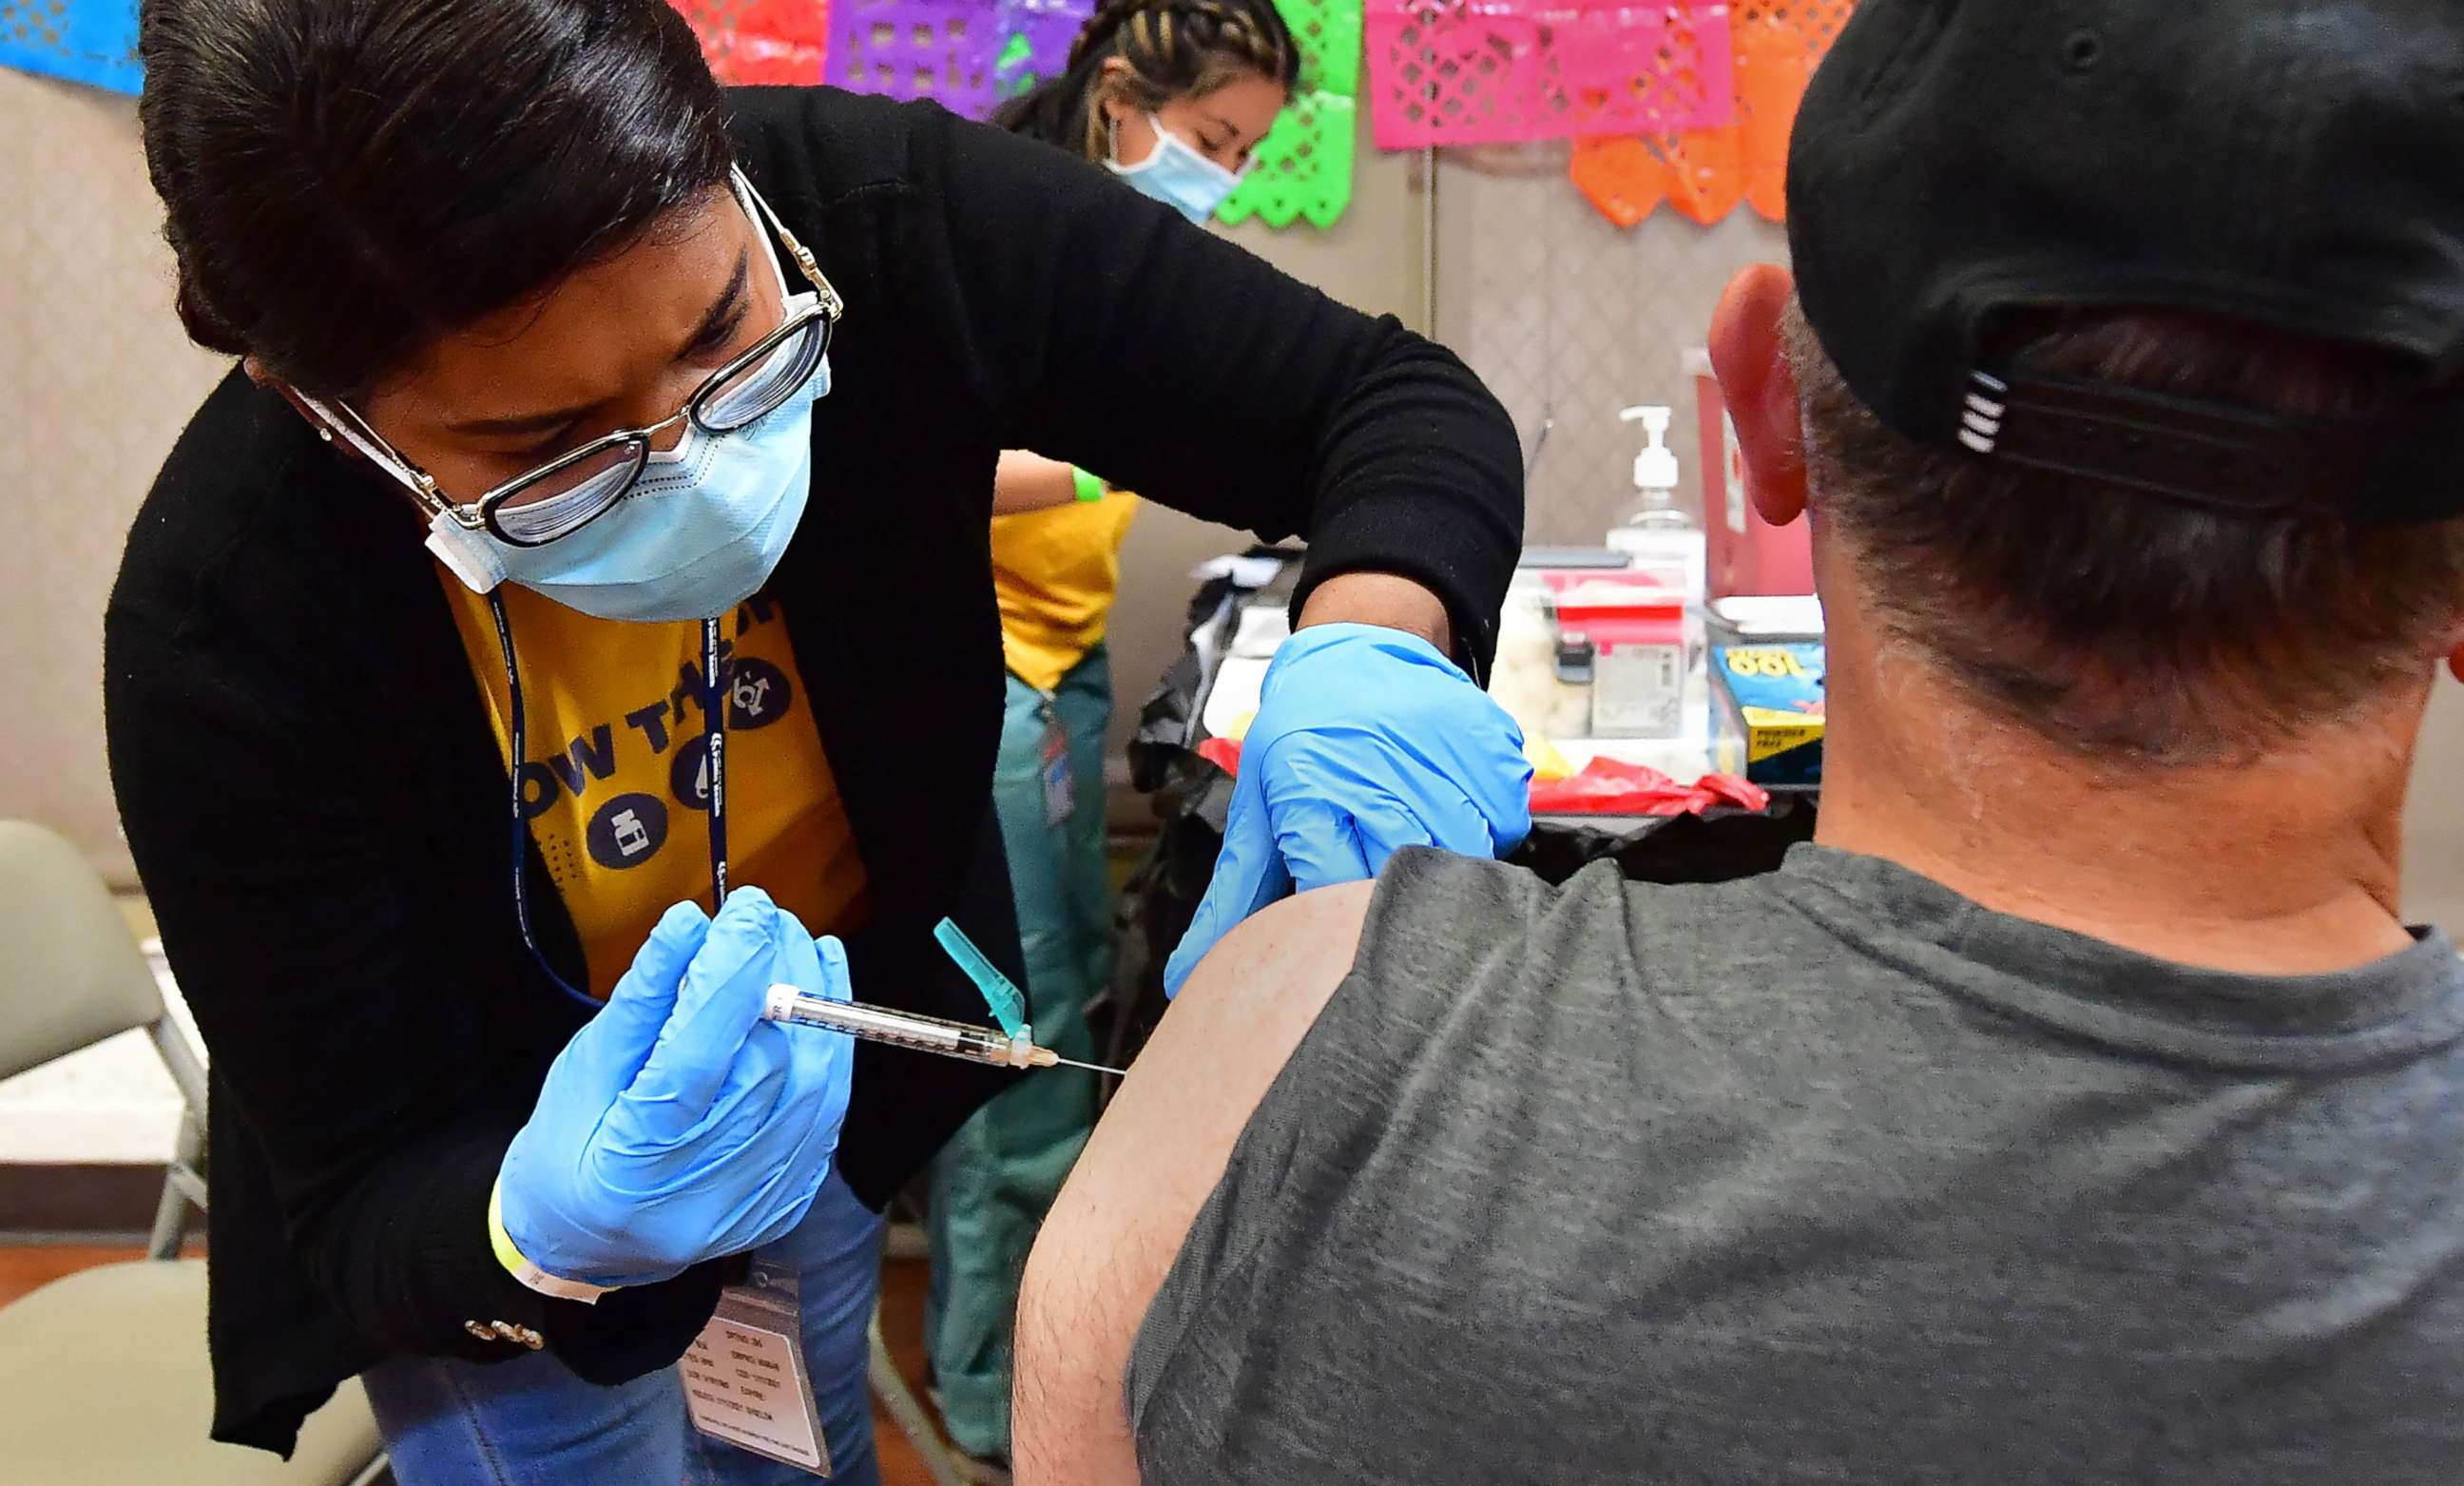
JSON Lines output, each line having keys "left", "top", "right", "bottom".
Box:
{"left": 1607, "top": 404, "right": 1705, "bottom": 603}
{"left": 1620, "top": 405, "right": 1684, "bottom": 521}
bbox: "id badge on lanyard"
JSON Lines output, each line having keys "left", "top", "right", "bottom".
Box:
{"left": 680, "top": 1258, "right": 833, "bottom": 1476}
{"left": 1038, "top": 693, "right": 1075, "bottom": 829}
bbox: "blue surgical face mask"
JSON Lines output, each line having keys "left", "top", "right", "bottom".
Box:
{"left": 425, "top": 333, "right": 828, "bottom": 623}
{"left": 371, "top": 174, "right": 833, "bottom": 625}
{"left": 1107, "top": 113, "right": 1248, "bottom": 224}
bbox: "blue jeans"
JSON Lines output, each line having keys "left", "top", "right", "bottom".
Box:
{"left": 364, "top": 1170, "right": 885, "bottom": 1485}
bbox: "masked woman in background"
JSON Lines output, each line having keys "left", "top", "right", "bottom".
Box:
{"left": 926, "top": 1, "right": 1299, "bottom": 1474}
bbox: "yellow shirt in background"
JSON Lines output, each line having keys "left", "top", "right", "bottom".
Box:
{"left": 989, "top": 492, "right": 1140, "bottom": 692}
{"left": 441, "top": 579, "right": 869, "bottom": 997}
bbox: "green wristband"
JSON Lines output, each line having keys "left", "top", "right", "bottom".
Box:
{"left": 1070, "top": 466, "right": 1106, "bottom": 504}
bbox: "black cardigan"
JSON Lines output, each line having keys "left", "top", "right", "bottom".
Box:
{"left": 105, "top": 87, "right": 1521, "bottom": 1456}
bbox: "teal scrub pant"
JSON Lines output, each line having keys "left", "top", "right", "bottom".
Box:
{"left": 926, "top": 647, "right": 1113, "bottom": 1461}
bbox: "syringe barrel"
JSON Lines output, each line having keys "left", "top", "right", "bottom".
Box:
{"left": 761, "top": 988, "right": 1035, "bottom": 1068}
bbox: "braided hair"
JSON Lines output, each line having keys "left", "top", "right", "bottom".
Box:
{"left": 992, "top": 0, "right": 1299, "bottom": 162}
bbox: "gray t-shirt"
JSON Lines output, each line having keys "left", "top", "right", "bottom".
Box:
{"left": 1127, "top": 844, "right": 2464, "bottom": 1483}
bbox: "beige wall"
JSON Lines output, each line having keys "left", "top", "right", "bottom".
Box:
{"left": 2411, "top": 691, "right": 2464, "bottom": 928}
{"left": 1433, "top": 149, "right": 1788, "bottom": 541}
{"left": 5, "top": 68, "right": 2459, "bottom": 924}
{"left": 0, "top": 71, "right": 229, "bottom": 888}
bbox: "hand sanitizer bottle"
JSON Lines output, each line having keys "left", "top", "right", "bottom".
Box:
{"left": 1606, "top": 405, "right": 1706, "bottom": 601}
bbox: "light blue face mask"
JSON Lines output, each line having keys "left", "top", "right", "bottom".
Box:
{"left": 1107, "top": 113, "right": 1250, "bottom": 225}
{"left": 309, "top": 169, "right": 837, "bottom": 625}
{"left": 438, "top": 338, "right": 829, "bottom": 623}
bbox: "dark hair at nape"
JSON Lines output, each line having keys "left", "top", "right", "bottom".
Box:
{"left": 991, "top": 0, "right": 1299, "bottom": 159}
{"left": 139, "top": 0, "right": 735, "bottom": 399}
{"left": 1787, "top": 299, "right": 2464, "bottom": 765}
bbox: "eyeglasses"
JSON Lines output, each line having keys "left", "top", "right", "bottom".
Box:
{"left": 308, "top": 166, "right": 842, "bottom": 549}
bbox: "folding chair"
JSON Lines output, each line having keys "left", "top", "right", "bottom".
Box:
{"left": 0, "top": 820, "right": 385, "bottom": 1485}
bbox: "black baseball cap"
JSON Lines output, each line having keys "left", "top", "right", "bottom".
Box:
{"left": 1786, "top": 0, "right": 2464, "bottom": 525}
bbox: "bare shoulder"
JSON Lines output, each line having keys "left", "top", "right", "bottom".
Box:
{"left": 1145, "top": 878, "right": 1378, "bottom": 1107}
{"left": 1011, "top": 881, "right": 1376, "bottom": 1485}
{"left": 1057, "top": 875, "right": 1376, "bottom": 1254}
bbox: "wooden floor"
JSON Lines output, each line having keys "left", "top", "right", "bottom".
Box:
{"left": 876, "top": 1254, "right": 971, "bottom": 1485}
{"left": 0, "top": 1245, "right": 968, "bottom": 1486}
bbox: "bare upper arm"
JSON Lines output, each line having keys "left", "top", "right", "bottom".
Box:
{"left": 992, "top": 450, "right": 1081, "bottom": 514}
{"left": 1011, "top": 879, "right": 1376, "bottom": 1485}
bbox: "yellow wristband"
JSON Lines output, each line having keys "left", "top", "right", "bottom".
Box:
{"left": 488, "top": 1177, "right": 614, "bottom": 1305}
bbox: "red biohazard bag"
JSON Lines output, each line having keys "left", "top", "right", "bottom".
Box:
{"left": 1530, "top": 756, "right": 1769, "bottom": 817}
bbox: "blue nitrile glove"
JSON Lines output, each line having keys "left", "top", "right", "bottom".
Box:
{"left": 1164, "top": 622, "right": 1533, "bottom": 994}
{"left": 496, "top": 887, "right": 855, "bottom": 1291}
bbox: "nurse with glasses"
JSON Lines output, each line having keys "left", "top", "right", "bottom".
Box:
{"left": 107, "top": 1, "right": 1531, "bottom": 1481}
{"left": 301, "top": 172, "right": 838, "bottom": 966}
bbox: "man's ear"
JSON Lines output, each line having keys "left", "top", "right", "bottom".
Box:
{"left": 1707, "top": 263, "right": 1809, "bottom": 528}
{"left": 245, "top": 356, "right": 357, "bottom": 459}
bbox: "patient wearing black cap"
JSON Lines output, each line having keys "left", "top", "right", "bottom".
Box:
{"left": 1012, "top": 4, "right": 2464, "bottom": 1482}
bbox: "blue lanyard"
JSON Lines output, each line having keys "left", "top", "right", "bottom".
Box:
{"left": 489, "top": 591, "right": 729, "bottom": 1010}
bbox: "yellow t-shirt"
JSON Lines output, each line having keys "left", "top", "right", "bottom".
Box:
{"left": 989, "top": 492, "right": 1140, "bottom": 692}
{"left": 442, "top": 579, "right": 869, "bottom": 997}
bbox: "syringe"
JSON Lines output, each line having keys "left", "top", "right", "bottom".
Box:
{"left": 762, "top": 987, "right": 1125, "bottom": 1075}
